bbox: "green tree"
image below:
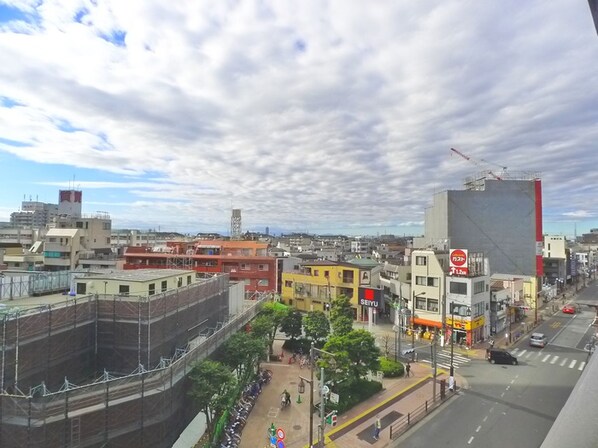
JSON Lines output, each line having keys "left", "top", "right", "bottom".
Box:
{"left": 330, "top": 294, "right": 354, "bottom": 336}
{"left": 250, "top": 302, "right": 288, "bottom": 356}
{"left": 280, "top": 310, "right": 303, "bottom": 341}
{"left": 221, "top": 332, "right": 266, "bottom": 382}
{"left": 188, "top": 360, "right": 237, "bottom": 439}
{"left": 321, "top": 329, "right": 381, "bottom": 384}
{"left": 303, "top": 310, "right": 330, "bottom": 343}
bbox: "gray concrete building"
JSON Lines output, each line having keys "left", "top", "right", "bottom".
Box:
{"left": 414, "top": 177, "right": 543, "bottom": 278}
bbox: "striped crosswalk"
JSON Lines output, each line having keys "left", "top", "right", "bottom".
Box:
{"left": 510, "top": 348, "right": 586, "bottom": 371}
{"left": 420, "top": 349, "right": 471, "bottom": 370}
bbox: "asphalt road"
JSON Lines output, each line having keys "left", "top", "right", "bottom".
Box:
{"left": 395, "top": 287, "right": 597, "bottom": 448}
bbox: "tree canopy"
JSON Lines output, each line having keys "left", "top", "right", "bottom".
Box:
{"left": 221, "top": 332, "right": 266, "bottom": 382}
{"left": 280, "top": 310, "right": 303, "bottom": 341}
{"left": 188, "top": 360, "right": 237, "bottom": 439}
{"left": 251, "top": 301, "right": 289, "bottom": 355}
{"left": 329, "top": 294, "right": 354, "bottom": 336}
{"left": 303, "top": 310, "right": 330, "bottom": 343}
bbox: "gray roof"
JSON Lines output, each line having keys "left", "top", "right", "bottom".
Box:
{"left": 82, "top": 269, "right": 196, "bottom": 282}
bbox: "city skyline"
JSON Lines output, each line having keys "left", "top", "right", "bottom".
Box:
{"left": 1, "top": 1, "right": 597, "bottom": 237}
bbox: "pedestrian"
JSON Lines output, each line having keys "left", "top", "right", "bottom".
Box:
{"left": 372, "top": 414, "right": 381, "bottom": 440}
{"left": 405, "top": 362, "right": 411, "bottom": 377}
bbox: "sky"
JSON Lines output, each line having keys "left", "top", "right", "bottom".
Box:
{"left": 0, "top": 1, "right": 597, "bottom": 237}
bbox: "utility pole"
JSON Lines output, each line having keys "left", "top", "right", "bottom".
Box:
{"left": 431, "top": 332, "right": 437, "bottom": 401}
{"left": 450, "top": 301, "right": 455, "bottom": 377}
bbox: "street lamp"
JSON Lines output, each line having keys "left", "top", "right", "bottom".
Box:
{"left": 305, "top": 342, "right": 336, "bottom": 448}
{"left": 411, "top": 291, "right": 426, "bottom": 362}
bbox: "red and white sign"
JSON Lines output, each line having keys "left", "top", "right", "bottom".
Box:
{"left": 449, "top": 249, "right": 469, "bottom": 276}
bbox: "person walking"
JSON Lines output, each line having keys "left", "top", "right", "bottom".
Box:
{"left": 405, "top": 362, "right": 411, "bottom": 377}
{"left": 372, "top": 415, "right": 382, "bottom": 440}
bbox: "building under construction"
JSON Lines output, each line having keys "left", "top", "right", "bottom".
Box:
{"left": 0, "top": 271, "right": 265, "bottom": 447}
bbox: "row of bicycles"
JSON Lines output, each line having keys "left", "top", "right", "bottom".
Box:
{"left": 219, "top": 369, "right": 272, "bottom": 448}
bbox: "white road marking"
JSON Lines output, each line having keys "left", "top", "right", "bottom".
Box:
{"left": 476, "top": 425, "right": 481, "bottom": 432}
{"left": 569, "top": 360, "right": 577, "bottom": 369}
{"left": 510, "top": 379, "right": 515, "bottom": 384}
{"left": 550, "top": 356, "right": 559, "bottom": 364}
{"left": 468, "top": 436, "right": 474, "bottom": 444}
{"left": 542, "top": 354, "right": 551, "bottom": 362}
{"left": 579, "top": 361, "right": 586, "bottom": 370}
{"left": 560, "top": 358, "right": 567, "bottom": 366}
{"left": 518, "top": 350, "right": 527, "bottom": 357}
{"left": 483, "top": 416, "right": 488, "bottom": 422}
{"left": 490, "top": 407, "right": 494, "bottom": 413}
{"left": 500, "top": 392, "right": 505, "bottom": 397}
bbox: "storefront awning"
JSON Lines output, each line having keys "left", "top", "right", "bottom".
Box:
{"left": 412, "top": 317, "right": 442, "bottom": 328}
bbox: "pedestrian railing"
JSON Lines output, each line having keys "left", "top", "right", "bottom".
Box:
{"left": 389, "top": 389, "right": 456, "bottom": 440}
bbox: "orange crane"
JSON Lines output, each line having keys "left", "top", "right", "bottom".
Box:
{"left": 450, "top": 147, "right": 507, "bottom": 180}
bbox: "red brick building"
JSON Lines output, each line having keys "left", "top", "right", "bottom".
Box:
{"left": 123, "top": 240, "right": 277, "bottom": 295}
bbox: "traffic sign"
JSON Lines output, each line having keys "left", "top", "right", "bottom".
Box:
{"left": 276, "top": 428, "right": 285, "bottom": 440}
{"left": 330, "top": 392, "right": 339, "bottom": 404}
{"left": 276, "top": 440, "right": 285, "bottom": 448}
{"left": 322, "top": 385, "right": 330, "bottom": 395}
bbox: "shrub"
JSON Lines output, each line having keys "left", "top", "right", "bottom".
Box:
{"left": 328, "top": 379, "right": 383, "bottom": 415}
{"left": 379, "top": 357, "right": 404, "bottom": 378}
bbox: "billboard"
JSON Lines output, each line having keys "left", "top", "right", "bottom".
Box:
{"left": 358, "top": 287, "right": 382, "bottom": 307}
{"left": 449, "top": 249, "right": 469, "bottom": 276}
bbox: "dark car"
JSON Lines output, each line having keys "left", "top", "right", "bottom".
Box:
{"left": 486, "top": 348, "right": 518, "bottom": 365}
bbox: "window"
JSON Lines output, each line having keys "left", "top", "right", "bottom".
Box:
{"left": 416, "top": 297, "right": 427, "bottom": 310}
{"left": 450, "top": 303, "right": 471, "bottom": 316}
{"left": 324, "top": 270, "right": 330, "bottom": 278}
{"left": 187, "top": 275, "right": 192, "bottom": 285}
{"left": 416, "top": 276, "right": 427, "bottom": 286}
{"left": 415, "top": 256, "right": 427, "bottom": 266}
{"left": 258, "top": 264, "right": 268, "bottom": 271}
{"left": 177, "top": 277, "right": 183, "bottom": 288}
{"left": 119, "top": 285, "right": 130, "bottom": 296}
{"left": 76, "top": 283, "right": 86, "bottom": 294}
{"left": 427, "top": 298, "right": 439, "bottom": 312}
{"left": 473, "top": 281, "right": 485, "bottom": 294}
{"left": 427, "top": 277, "right": 439, "bottom": 287}
{"left": 258, "top": 279, "right": 269, "bottom": 286}
{"left": 149, "top": 283, "right": 155, "bottom": 296}
{"left": 342, "top": 270, "right": 354, "bottom": 283}
{"left": 285, "top": 280, "right": 293, "bottom": 288}
{"left": 241, "top": 263, "right": 250, "bottom": 271}
{"left": 76, "top": 221, "right": 83, "bottom": 228}
{"left": 314, "top": 270, "right": 319, "bottom": 276}
{"left": 406, "top": 273, "right": 412, "bottom": 281}
{"left": 449, "top": 282, "right": 467, "bottom": 295}
{"left": 161, "top": 280, "right": 167, "bottom": 292}
{"left": 106, "top": 237, "right": 110, "bottom": 244}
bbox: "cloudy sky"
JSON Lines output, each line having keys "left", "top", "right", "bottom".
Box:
{"left": 0, "top": 1, "right": 597, "bottom": 236}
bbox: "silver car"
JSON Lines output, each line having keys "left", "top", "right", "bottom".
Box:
{"left": 529, "top": 333, "right": 547, "bottom": 348}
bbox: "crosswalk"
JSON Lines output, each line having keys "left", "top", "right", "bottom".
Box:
{"left": 420, "top": 349, "right": 471, "bottom": 370}
{"left": 510, "top": 348, "right": 586, "bottom": 371}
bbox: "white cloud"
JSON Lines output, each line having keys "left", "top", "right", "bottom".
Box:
{"left": 1, "top": 0, "right": 597, "bottom": 234}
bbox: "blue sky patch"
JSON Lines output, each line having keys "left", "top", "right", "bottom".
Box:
{"left": 0, "top": 4, "right": 29, "bottom": 23}
{"left": 100, "top": 29, "right": 127, "bottom": 47}
{"left": 0, "top": 136, "right": 31, "bottom": 148}
{"left": 0, "top": 96, "right": 20, "bottom": 108}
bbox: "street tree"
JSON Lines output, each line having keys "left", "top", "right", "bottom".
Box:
{"left": 221, "top": 332, "right": 266, "bottom": 382}
{"left": 250, "top": 301, "right": 288, "bottom": 356}
{"left": 303, "top": 310, "right": 330, "bottom": 343}
{"left": 280, "top": 310, "right": 303, "bottom": 341}
{"left": 330, "top": 294, "right": 354, "bottom": 336}
{"left": 320, "top": 329, "right": 381, "bottom": 384}
{"left": 188, "top": 360, "right": 237, "bottom": 440}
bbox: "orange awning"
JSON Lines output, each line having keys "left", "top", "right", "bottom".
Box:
{"left": 412, "top": 317, "right": 443, "bottom": 328}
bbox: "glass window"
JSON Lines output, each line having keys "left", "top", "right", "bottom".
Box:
{"left": 474, "top": 281, "right": 485, "bottom": 294}
{"left": 427, "top": 277, "right": 439, "bottom": 287}
{"left": 427, "top": 298, "right": 439, "bottom": 312}
{"left": 415, "top": 256, "right": 427, "bottom": 266}
{"left": 119, "top": 285, "right": 130, "bottom": 295}
{"left": 416, "top": 297, "right": 427, "bottom": 310}
{"left": 450, "top": 282, "right": 467, "bottom": 295}
{"left": 416, "top": 276, "right": 426, "bottom": 286}
{"left": 161, "top": 280, "right": 167, "bottom": 292}
{"left": 149, "top": 283, "right": 155, "bottom": 295}
{"left": 285, "top": 280, "right": 292, "bottom": 287}
{"left": 258, "top": 279, "right": 269, "bottom": 286}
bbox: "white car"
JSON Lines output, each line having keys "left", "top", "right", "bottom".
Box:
{"left": 529, "top": 333, "right": 547, "bottom": 348}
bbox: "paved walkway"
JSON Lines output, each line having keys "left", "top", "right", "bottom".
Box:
{"left": 238, "top": 338, "right": 465, "bottom": 448}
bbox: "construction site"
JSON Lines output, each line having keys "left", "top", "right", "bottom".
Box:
{"left": 0, "top": 273, "right": 266, "bottom": 448}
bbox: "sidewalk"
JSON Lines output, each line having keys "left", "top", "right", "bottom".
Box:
{"left": 238, "top": 340, "right": 466, "bottom": 448}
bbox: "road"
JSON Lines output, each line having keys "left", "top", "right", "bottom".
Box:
{"left": 394, "top": 284, "right": 597, "bottom": 448}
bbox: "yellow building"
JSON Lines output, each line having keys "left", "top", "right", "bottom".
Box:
{"left": 281, "top": 261, "right": 375, "bottom": 320}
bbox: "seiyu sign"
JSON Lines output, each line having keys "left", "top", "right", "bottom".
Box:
{"left": 358, "top": 287, "right": 382, "bottom": 307}
{"left": 449, "top": 249, "right": 469, "bottom": 276}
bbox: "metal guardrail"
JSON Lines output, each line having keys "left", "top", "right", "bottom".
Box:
{"left": 389, "top": 389, "right": 456, "bottom": 440}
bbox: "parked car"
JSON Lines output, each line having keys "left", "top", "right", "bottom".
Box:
{"left": 562, "top": 304, "right": 576, "bottom": 314}
{"left": 486, "top": 348, "right": 518, "bottom": 365}
{"left": 529, "top": 333, "right": 547, "bottom": 348}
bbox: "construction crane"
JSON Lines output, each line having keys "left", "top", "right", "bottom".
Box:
{"left": 450, "top": 147, "right": 507, "bottom": 180}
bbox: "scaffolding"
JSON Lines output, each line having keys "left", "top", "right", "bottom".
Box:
{"left": 0, "top": 275, "right": 269, "bottom": 448}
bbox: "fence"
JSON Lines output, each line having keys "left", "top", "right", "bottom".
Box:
{"left": 389, "top": 388, "right": 457, "bottom": 440}
{"left": 0, "top": 271, "right": 71, "bottom": 300}
{"left": 0, "top": 281, "right": 269, "bottom": 447}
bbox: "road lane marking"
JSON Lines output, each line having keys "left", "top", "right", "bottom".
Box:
{"left": 483, "top": 416, "right": 488, "bottom": 422}
{"left": 542, "top": 354, "right": 551, "bottom": 362}
{"left": 518, "top": 349, "right": 527, "bottom": 357}
{"left": 476, "top": 425, "right": 481, "bottom": 433}
{"left": 500, "top": 392, "right": 505, "bottom": 397}
{"left": 569, "top": 360, "right": 577, "bottom": 369}
{"left": 579, "top": 361, "right": 586, "bottom": 370}
{"left": 468, "top": 436, "right": 474, "bottom": 444}
{"left": 490, "top": 407, "right": 494, "bottom": 413}
{"left": 506, "top": 386, "right": 510, "bottom": 390}
{"left": 560, "top": 358, "right": 567, "bottom": 366}
{"left": 510, "top": 379, "right": 515, "bottom": 384}
{"left": 550, "top": 356, "right": 559, "bottom": 364}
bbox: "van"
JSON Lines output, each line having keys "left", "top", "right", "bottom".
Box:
{"left": 486, "top": 348, "right": 518, "bottom": 365}
{"left": 529, "top": 333, "right": 547, "bottom": 348}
